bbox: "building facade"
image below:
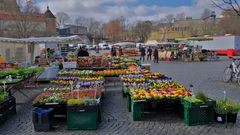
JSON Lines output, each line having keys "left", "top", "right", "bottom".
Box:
{"left": 0, "top": 0, "right": 56, "bottom": 38}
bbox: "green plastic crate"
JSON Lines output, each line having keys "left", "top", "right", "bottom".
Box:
{"left": 127, "top": 94, "right": 131, "bottom": 112}
{"left": 131, "top": 100, "right": 144, "bottom": 121}
{"left": 184, "top": 105, "right": 214, "bottom": 126}
{"left": 183, "top": 98, "right": 216, "bottom": 108}
{"left": 67, "top": 105, "right": 98, "bottom": 130}
{"left": 121, "top": 82, "right": 127, "bottom": 97}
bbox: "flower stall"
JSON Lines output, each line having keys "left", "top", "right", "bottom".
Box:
{"left": 77, "top": 56, "right": 140, "bottom": 70}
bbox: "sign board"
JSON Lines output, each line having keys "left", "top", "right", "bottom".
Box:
{"left": 63, "top": 62, "right": 77, "bottom": 69}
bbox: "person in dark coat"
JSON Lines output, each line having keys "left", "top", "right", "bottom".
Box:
{"left": 140, "top": 47, "right": 146, "bottom": 62}
{"left": 78, "top": 47, "right": 89, "bottom": 57}
{"left": 119, "top": 47, "right": 123, "bottom": 56}
{"left": 147, "top": 47, "right": 152, "bottom": 61}
{"left": 153, "top": 48, "right": 159, "bottom": 63}
{"left": 111, "top": 46, "right": 116, "bottom": 57}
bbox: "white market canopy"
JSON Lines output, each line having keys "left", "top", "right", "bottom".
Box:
{"left": 0, "top": 35, "right": 82, "bottom": 44}
{"left": 145, "top": 40, "right": 159, "bottom": 45}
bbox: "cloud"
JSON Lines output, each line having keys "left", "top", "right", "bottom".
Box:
{"left": 37, "top": 0, "right": 220, "bottom": 22}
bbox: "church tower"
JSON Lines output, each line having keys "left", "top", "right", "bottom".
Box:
{"left": 0, "top": 0, "right": 20, "bottom": 12}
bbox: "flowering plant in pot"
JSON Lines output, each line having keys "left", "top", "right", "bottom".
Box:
{"left": 214, "top": 99, "right": 232, "bottom": 124}
{"left": 227, "top": 101, "right": 240, "bottom": 123}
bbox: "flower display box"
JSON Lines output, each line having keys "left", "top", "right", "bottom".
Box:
{"left": 33, "top": 103, "right": 67, "bottom": 122}
{"left": 183, "top": 99, "right": 216, "bottom": 126}
{"left": 127, "top": 94, "right": 131, "bottom": 112}
{"left": 67, "top": 105, "right": 99, "bottom": 130}
{"left": 0, "top": 96, "right": 16, "bottom": 125}
{"left": 121, "top": 82, "right": 127, "bottom": 97}
{"left": 131, "top": 100, "right": 145, "bottom": 121}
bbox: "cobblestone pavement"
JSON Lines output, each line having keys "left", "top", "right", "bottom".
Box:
{"left": 1, "top": 60, "right": 240, "bottom": 135}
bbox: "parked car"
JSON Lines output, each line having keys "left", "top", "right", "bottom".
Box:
{"left": 86, "top": 45, "right": 95, "bottom": 50}
{"left": 78, "top": 44, "right": 87, "bottom": 49}
{"left": 99, "top": 43, "right": 110, "bottom": 50}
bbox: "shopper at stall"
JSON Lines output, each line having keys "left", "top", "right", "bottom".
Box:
{"left": 111, "top": 46, "right": 117, "bottom": 57}
{"left": 147, "top": 47, "right": 152, "bottom": 61}
{"left": 77, "top": 47, "right": 89, "bottom": 57}
{"left": 153, "top": 48, "right": 159, "bottom": 63}
{"left": 82, "top": 47, "right": 89, "bottom": 57}
{"left": 140, "top": 47, "right": 146, "bottom": 62}
{"left": 119, "top": 47, "right": 123, "bottom": 57}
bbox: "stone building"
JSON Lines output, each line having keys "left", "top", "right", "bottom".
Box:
{"left": 0, "top": 0, "right": 20, "bottom": 12}
{"left": 0, "top": 0, "right": 56, "bottom": 38}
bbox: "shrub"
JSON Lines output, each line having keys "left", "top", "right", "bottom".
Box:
{"left": 195, "top": 92, "right": 208, "bottom": 103}
{"left": 215, "top": 99, "right": 232, "bottom": 114}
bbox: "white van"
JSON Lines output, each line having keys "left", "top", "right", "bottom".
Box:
{"left": 99, "top": 43, "right": 110, "bottom": 50}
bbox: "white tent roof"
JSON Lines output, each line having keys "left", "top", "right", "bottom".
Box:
{"left": 114, "top": 42, "right": 136, "bottom": 46}
{"left": 0, "top": 35, "right": 81, "bottom": 44}
{"left": 146, "top": 40, "right": 159, "bottom": 45}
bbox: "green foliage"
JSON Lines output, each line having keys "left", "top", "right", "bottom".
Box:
{"left": 67, "top": 99, "right": 84, "bottom": 106}
{"left": 0, "top": 93, "right": 8, "bottom": 102}
{"left": 0, "top": 67, "right": 44, "bottom": 78}
{"left": 215, "top": 99, "right": 232, "bottom": 114}
{"left": 195, "top": 92, "right": 208, "bottom": 103}
{"left": 33, "top": 92, "right": 63, "bottom": 104}
{"left": 228, "top": 101, "right": 240, "bottom": 113}
{"left": 184, "top": 96, "right": 204, "bottom": 104}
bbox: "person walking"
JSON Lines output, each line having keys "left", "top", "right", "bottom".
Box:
{"left": 147, "top": 47, "right": 152, "bottom": 61}
{"left": 119, "top": 47, "right": 123, "bottom": 57}
{"left": 111, "top": 46, "right": 116, "bottom": 57}
{"left": 140, "top": 47, "right": 146, "bottom": 62}
{"left": 153, "top": 48, "right": 159, "bottom": 63}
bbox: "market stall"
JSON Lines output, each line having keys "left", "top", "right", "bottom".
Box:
{"left": 0, "top": 36, "right": 82, "bottom": 81}
{"left": 0, "top": 67, "right": 44, "bottom": 125}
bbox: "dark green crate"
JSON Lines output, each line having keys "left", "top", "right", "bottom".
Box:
{"left": 97, "top": 104, "right": 101, "bottom": 122}
{"left": 67, "top": 106, "right": 98, "bottom": 130}
{"left": 0, "top": 110, "right": 8, "bottom": 125}
{"left": 183, "top": 98, "right": 216, "bottom": 108}
{"left": 121, "top": 83, "right": 127, "bottom": 98}
{"left": 184, "top": 106, "right": 214, "bottom": 126}
{"left": 0, "top": 97, "right": 16, "bottom": 125}
{"left": 131, "top": 100, "right": 144, "bottom": 121}
{"left": 7, "top": 105, "right": 16, "bottom": 118}
{"left": 127, "top": 94, "right": 131, "bottom": 112}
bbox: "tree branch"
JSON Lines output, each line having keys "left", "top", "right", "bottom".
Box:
{"left": 212, "top": 0, "right": 240, "bottom": 16}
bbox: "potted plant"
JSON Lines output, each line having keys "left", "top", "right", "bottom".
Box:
{"left": 214, "top": 99, "right": 232, "bottom": 124}
{"left": 227, "top": 102, "right": 240, "bottom": 123}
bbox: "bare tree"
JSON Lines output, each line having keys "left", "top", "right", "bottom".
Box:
{"left": 134, "top": 21, "right": 152, "bottom": 42}
{"left": 201, "top": 8, "right": 212, "bottom": 19}
{"left": 165, "top": 14, "right": 175, "bottom": 25}
{"left": 218, "top": 10, "right": 240, "bottom": 34}
{"left": 10, "top": 1, "right": 41, "bottom": 38}
{"left": 212, "top": 0, "right": 240, "bottom": 16}
{"left": 56, "top": 12, "right": 70, "bottom": 28}
{"left": 17, "top": 0, "right": 40, "bottom": 13}
{"left": 103, "top": 19, "right": 123, "bottom": 43}
{"left": 175, "top": 13, "right": 186, "bottom": 20}
{"left": 75, "top": 16, "right": 89, "bottom": 27}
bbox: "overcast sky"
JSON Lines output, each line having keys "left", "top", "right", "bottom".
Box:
{"left": 35, "top": 0, "right": 220, "bottom": 22}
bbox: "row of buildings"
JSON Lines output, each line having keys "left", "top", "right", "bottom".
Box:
{"left": 149, "top": 11, "right": 220, "bottom": 41}
{"left": 0, "top": 0, "right": 89, "bottom": 39}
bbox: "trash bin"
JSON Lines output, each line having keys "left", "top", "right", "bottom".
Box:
{"left": 32, "top": 108, "right": 53, "bottom": 132}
